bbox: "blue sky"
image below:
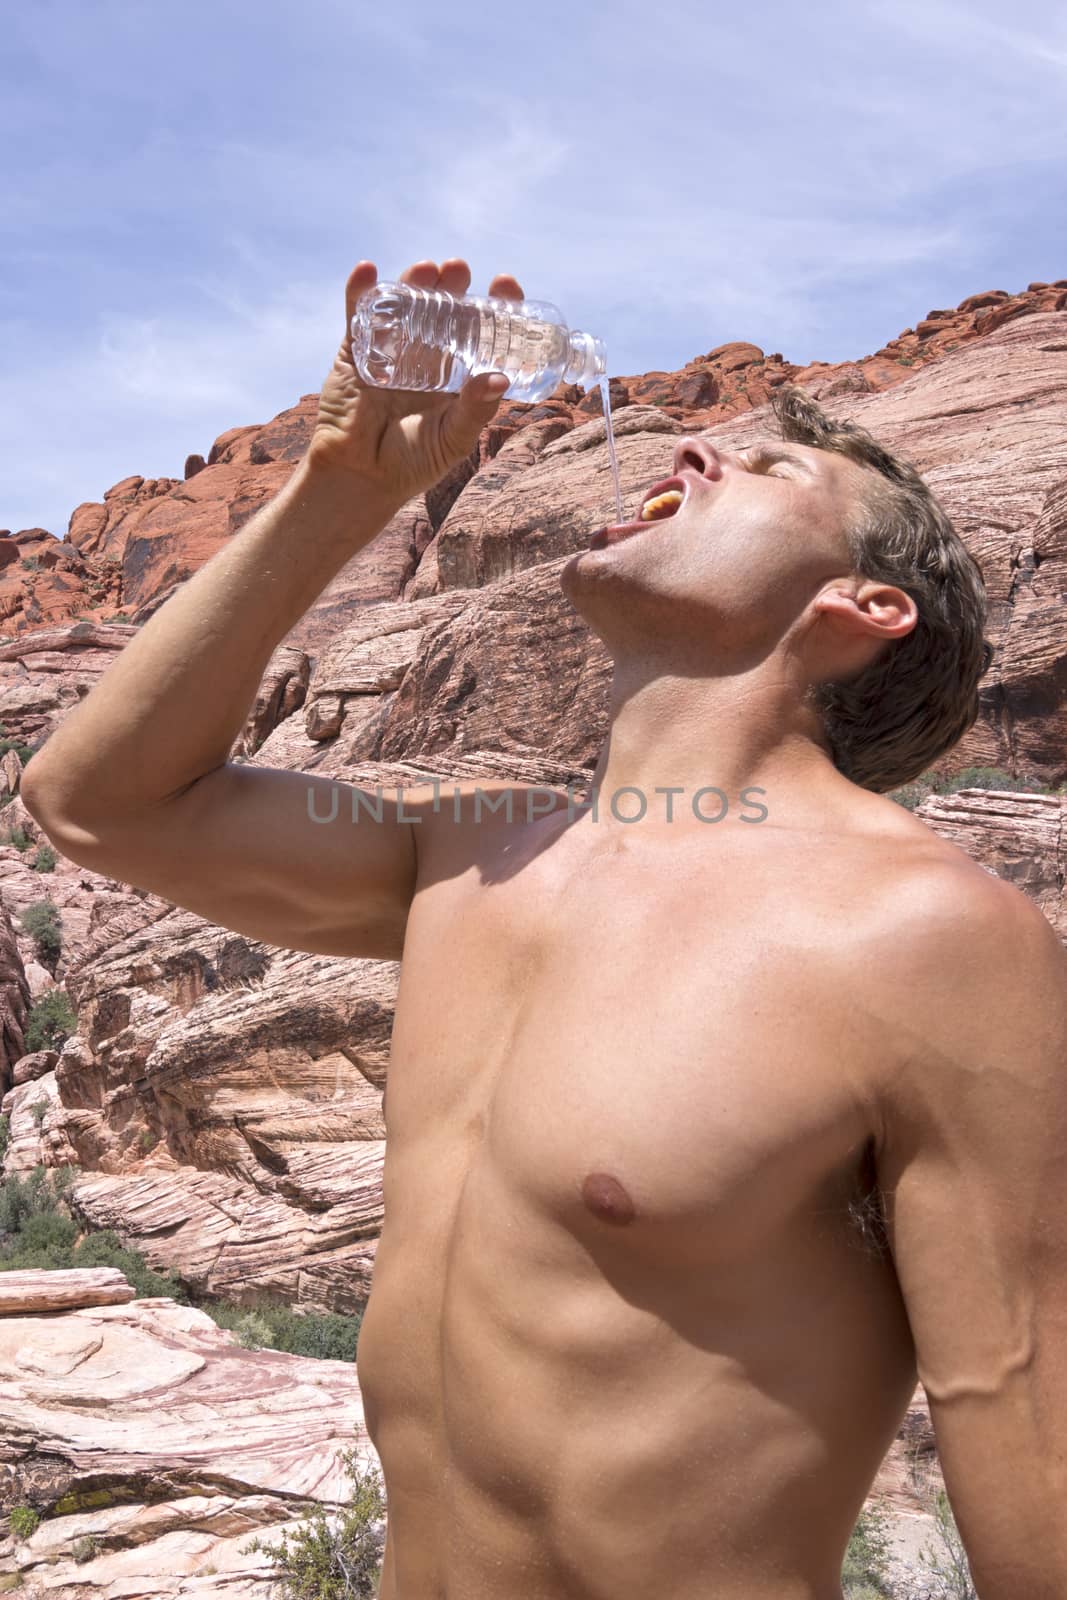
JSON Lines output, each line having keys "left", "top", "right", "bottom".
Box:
{"left": 2, "top": 0, "right": 1064, "bottom": 537}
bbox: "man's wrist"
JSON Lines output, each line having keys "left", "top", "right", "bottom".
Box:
{"left": 287, "top": 453, "right": 406, "bottom": 548}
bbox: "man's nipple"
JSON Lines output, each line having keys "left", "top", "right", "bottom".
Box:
{"left": 581, "top": 1171, "right": 636, "bottom": 1225}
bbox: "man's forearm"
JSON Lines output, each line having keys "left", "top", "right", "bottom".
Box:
{"left": 22, "top": 459, "right": 401, "bottom": 828}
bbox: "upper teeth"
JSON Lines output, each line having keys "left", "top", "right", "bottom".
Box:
{"left": 639, "top": 489, "right": 684, "bottom": 521}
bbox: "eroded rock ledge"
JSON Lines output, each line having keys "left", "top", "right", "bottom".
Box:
{"left": 0, "top": 1269, "right": 377, "bottom": 1597}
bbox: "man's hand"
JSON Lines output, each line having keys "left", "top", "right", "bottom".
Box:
{"left": 307, "top": 256, "right": 525, "bottom": 507}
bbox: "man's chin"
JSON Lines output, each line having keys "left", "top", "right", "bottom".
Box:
{"left": 560, "top": 535, "right": 655, "bottom": 612}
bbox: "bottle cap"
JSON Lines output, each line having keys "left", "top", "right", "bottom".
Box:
{"left": 565, "top": 331, "right": 607, "bottom": 392}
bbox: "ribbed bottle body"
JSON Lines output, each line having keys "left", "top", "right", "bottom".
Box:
{"left": 351, "top": 282, "right": 598, "bottom": 403}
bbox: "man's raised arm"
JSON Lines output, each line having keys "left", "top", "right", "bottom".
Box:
{"left": 20, "top": 256, "right": 520, "bottom": 959}
{"left": 878, "top": 871, "right": 1067, "bottom": 1599}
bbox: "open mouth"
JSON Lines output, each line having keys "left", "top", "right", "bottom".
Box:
{"left": 589, "top": 477, "right": 687, "bottom": 549}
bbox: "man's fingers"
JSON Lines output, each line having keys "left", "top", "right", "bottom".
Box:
{"left": 439, "top": 370, "right": 509, "bottom": 460}
{"left": 344, "top": 261, "right": 378, "bottom": 337}
{"left": 399, "top": 259, "right": 440, "bottom": 289}
{"left": 488, "top": 273, "right": 524, "bottom": 302}
{"left": 437, "top": 258, "right": 472, "bottom": 297}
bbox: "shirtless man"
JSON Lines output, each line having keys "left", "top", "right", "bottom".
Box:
{"left": 22, "top": 257, "right": 1067, "bottom": 1600}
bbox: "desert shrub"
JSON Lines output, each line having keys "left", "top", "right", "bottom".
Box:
{"left": 890, "top": 763, "right": 1055, "bottom": 811}
{"left": 0, "top": 1173, "right": 186, "bottom": 1300}
{"left": 0, "top": 736, "right": 35, "bottom": 765}
{"left": 71, "top": 1534, "right": 100, "bottom": 1563}
{"left": 31, "top": 843, "right": 57, "bottom": 873}
{"left": 0, "top": 1113, "right": 9, "bottom": 1163}
{"left": 30, "top": 1098, "right": 49, "bottom": 1127}
{"left": 243, "top": 1450, "right": 385, "bottom": 1598}
{"left": 263, "top": 1304, "right": 362, "bottom": 1362}
{"left": 9, "top": 1504, "right": 39, "bottom": 1539}
{"left": 137, "top": 1128, "right": 159, "bottom": 1153}
{"left": 69, "top": 1227, "right": 189, "bottom": 1301}
{"left": 19, "top": 900, "right": 62, "bottom": 967}
{"left": 17, "top": 1209, "right": 78, "bottom": 1254}
{"left": 0, "top": 824, "right": 32, "bottom": 851}
{"left": 24, "top": 989, "right": 77, "bottom": 1052}
{"left": 842, "top": 1502, "right": 895, "bottom": 1597}
{"left": 203, "top": 1295, "right": 361, "bottom": 1362}
{"left": 916, "top": 1488, "right": 977, "bottom": 1598}
{"left": 232, "top": 1311, "right": 276, "bottom": 1350}
{"left": 0, "top": 1165, "right": 75, "bottom": 1240}
{"left": 944, "top": 765, "right": 1051, "bottom": 794}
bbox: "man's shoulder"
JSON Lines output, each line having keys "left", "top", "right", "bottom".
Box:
{"left": 856, "top": 810, "right": 1067, "bottom": 1113}
{"left": 862, "top": 814, "right": 1062, "bottom": 990}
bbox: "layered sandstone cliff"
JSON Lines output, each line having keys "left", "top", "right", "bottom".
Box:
{"left": 1, "top": 286, "right": 1065, "bottom": 1312}
{"left": 0, "top": 282, "right": 1064, "bottom": 1591}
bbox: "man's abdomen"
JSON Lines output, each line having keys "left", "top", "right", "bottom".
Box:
{"left": 357, "top": 1132, "right": 916, "bottom": 1600}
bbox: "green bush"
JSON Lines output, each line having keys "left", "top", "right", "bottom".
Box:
{"left": 24, "top": 989, "right": 77, "bottom": 1053}
{"left": 0, "top": 824, "right": 32, "bottom": 851}
{"left": 890, "top": 764, "right": 1055, "bottom": 811}
{"left": 18, "top": 1209, "right": 78, "bottom": 1254}
{"left": 0, "top": 1168, "right": 364, "bottom": 1361}
{"left": 842, "top": 1502, "right": 895, "bottom": 1597}
{"left": 0, "top": 1171, "right": 188, "bottom": 1305}
{"left": 67, "top": 1227, "right": 189, "bottom": 1301}
{"left": 233, "top": 1311, "right": 276, "bottom": 1350}
{"left": 9, "top": 1504, "right": 39, "bottom": 1540}
{"left": 204, "top": 1294, "right": 361, "bottom": 1363}
{"left": 30, "top": 1098, "right": 49, "bottom": 1127}
{"left": 19, "top": 899, "right": 62, "bottom": 967}
{"left": 0, "top": 1165, "right": 76, "bottom": 1240}
{"left": 31, "top": 843, "right": 57, "bottom": 873}
{"left": 0, "top": 737, "right": 35, "bottom": 765}
{"left": 243, "top": 1450, "right": 385, "bottom": 1598}
{"left": 0, "top": 1113, "right": 9, "bottom": 1163}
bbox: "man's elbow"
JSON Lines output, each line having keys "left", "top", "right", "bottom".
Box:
{"left": 18, "top": 765, "right": 106, "bottom": 866}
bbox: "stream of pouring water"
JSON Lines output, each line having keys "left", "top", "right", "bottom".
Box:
{"left": 599, "top": 376, "right": 624, "bottom": 525}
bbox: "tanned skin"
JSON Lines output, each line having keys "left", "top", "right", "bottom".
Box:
{"left": 22, "top": 257, "right": 1067, "bottom": 1600}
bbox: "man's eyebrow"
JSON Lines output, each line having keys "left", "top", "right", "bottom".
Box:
{"left": 743, "top": 445, "right": 816, "bottom": 473}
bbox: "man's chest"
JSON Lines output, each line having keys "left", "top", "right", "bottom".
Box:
{"left": 383, "top": 828, "right": 886, "bottom": 1264}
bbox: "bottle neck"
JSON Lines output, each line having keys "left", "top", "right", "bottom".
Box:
{"left": 563, "top": 330, "right": 607, "bottom": 391}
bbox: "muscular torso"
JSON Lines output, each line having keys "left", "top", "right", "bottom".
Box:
{"left": 356, "top": 796, "right": 939, "bottom": 1599}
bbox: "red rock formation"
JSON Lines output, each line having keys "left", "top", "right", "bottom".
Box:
{"left": 0, "top": 901, "right": 30, "bottom": 1095}
{"left": 1, "top": 278, "right": 1064, "bottom": 1317}
{"left": 4, "top": 277, "right": 1063, "bottom": 640}
{"left": 0, "top": 284, "right": 1064, "bottom": 1596}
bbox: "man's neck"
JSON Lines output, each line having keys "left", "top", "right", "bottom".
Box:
{"left": 588, "top": 660, "right": 859, "bottom": 831}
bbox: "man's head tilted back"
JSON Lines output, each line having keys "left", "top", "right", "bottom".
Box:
{"left": 769, "top": 385, "right": 992, "bottom": 792}
{"left": 565, "top": 384, "right": 993, "bottom": 794}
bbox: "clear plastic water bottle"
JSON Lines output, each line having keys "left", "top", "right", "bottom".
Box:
{"left": 350, "top": 281, "right": 606, "bottom": 405}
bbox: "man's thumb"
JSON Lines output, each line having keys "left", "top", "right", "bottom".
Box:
{"left": 440, "top": 371, "right": 510, "bottom": 458}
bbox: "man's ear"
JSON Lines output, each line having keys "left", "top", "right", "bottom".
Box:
{"left": 813, "top": 580, "right": 918, "bottom": 643}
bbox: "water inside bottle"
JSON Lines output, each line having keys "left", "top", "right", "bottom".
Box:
{"left": 598, "top": 376, "right": 624, "bottom": 525}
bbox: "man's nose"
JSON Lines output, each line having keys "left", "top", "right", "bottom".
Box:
{"left": 672, "top": 436, "right": 724, "bottom": 480}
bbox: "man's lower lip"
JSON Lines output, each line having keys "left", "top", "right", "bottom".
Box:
{"left": 589, "top": 520, "right": 650, "bottom": 549}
